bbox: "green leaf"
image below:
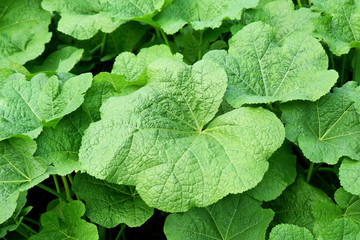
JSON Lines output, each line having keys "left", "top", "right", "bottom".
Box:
{"left": 248, "top": 141, "right": 297, "bottom": 201}
{"left": 312, "top": 188, "right": 360, "bottom": 239}
{"left": 112, "top": 44, "right": 182, "bottom": 83}
{"left": 312, "top": 0, "right": 360, "bottom": 56}
{"left": 339, "top": 158, "right": 360, "bottom": 196}
{"left": 41, "top": 0, "right": 166, "bottom": 40}
{"left": 0, "top": 137, "right": 48, "bottom": 224}
{"left": 269, "top": 224, "right": 314, "bottom": 240}
{"left": 29, "top": 201, "right": 98, "bottom": 240}
{"left": 0, "top": 191, "right": 30, "bottom": 238}
{"left": 246, "top": 0, "right": 319, "bottom": 44}
{"left": 280, "top": 81, "right": 360, "bottom": 164}
{"left": 0, "top": 73, "right": 92, "bottom": 140}
{"left": 27, "top": 46, "right": 84, "bottom": 73}
{"left": 155, "top": 0, "right": 260, "bottom": 34}
{"left": 80, "top": 58, "right": 285, "bottom": 212}
{"left": 267, "top": 176, "right": 333, "bottom": 231}
{"left": 0, "top": 0, "right": 52, "bottom": 68}
{"left": 164, "top": 194, "right": 274, "bottom": 240}
{"left": 73, "top": 173, "right": 153, "bottom": 228}
{"left": 83, "top": 72, "right": 145, "bottom": 121}
{"left": 203, "top": 22, "right": 338, "bottom": 107}
{"left": 35, "top": 109, "right": 92, "bottom": 176}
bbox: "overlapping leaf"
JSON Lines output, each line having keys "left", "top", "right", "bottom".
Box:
{"left": 29, "top": 201, "right": 98, "bottom": 240}
{"left": 42, "top": 0, "right": 167, "bottom": 40}
{"left": 269, "top": 224, "right": 314, "bottom": 240}
{"left": 281, "top": 81, "right": 360, "bottom": 164}
{"left": 340, "top": 158, "right": 360, "bottom": 195}
{"left": 203, "top": 22, "right": 338, "bottom": 107}
{"left": 0, "top": 73, "right": 92, "bottom": 140}
{"left": 0, "top": 0, "right": 52, "bottom": 68}
{"left": 73, "top": 173, "right": 153, "bottom": 228}
{"left": 0, "top": 137, "right": 48, "bottom": 224}
{"left": 80, "top": 58, "right": 284, "bottom": 212}
{"left": 156, "top": 0, "right": 259, "bottom": 34}
{"left": 164, "top": 194, "right": 274, "bottom": 240}
{"left": 312, "top": 0, "right": 360, "bottom": 56}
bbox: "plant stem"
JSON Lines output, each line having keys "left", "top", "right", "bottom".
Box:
{"left": 115, "top": 224, "right": 126, "bottom": 240}
{"left": 353, "top": 48, "right": 360, "bottom": 83}
{"left": 20, "top": 222, "right": 37, "bottom": 235}
{"left": 52, "top": 175, "right": 61, "bottom": 194}
{"left": 67, "top": 174, "right": 74, "bottom": 185}
{"left": 37, "top": 184, "right": 68, "bottom": 202}
{"left": 317, "top": 167, "right": 337, "bottom": 174}
{"left": 16, "top": 227, "right": 30, "bottom": 239}
{"left": 297, "top": 0, "right": 302, "bottom": 8}
{"left": 61, "top": 176, "right": 72, "bottom": 200}
{"left": 160, "top": 29, "right": 170, "bottom": 49}
{"left": 340, "top": 54, "right": 347, "bottom": 86}
{"left": 23, "top": 217, "right": 40, "bottom": 226}
{"left": 99, "top": 226, "right": 106, "bottom": 240}
{"left": 100, "top": 33, "right": 107, "bottom": 57}
{"left": 329, "top": 52, "right": 335, "bottom": 69}
{"left": 306, "top": 162, "right": 315, "bottom": 183}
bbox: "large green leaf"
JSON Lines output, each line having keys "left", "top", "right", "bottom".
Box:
{"left": 80, "top": 58, "right": 285, "bottom": 212}
{"left": 203, "top": 22, "right": 337, "bottom": 107}
{"left": 0, "top": 137, "right": 48, "bottom": 224}
{"left": 164, "top": 194, "right": 274, "bottom": 240}
{"left": 29, "top": 201, "right": 98, "bottom": 240}
{"left": 281, "top": 81, "right": 360, "bottom": 164}
{"left": 73, "top": 173, "right": 153, "bottom": 228}
{"left": 340, "top": 158, "right": 360, "bottom": 195}
{"left": 267, "top": 176, "right": 333, "bottom": 231}
{"left": 313, "top": 188, "right": 360, "bottom": 239}
{"left": 0, "top": 73, "right": 92, "bottom": 140}
{"left": 155, "top": 0, "right": 259, "bottom": 34}
{"left": 42, "top": 0, "right": 167, "bottom": 40}
{"left": 0, "top": 0, "right": 52, "bottom": 68}
{"left": 312, "top": 0, "right": 360, "bottom": 56}
{"left": 35, "top": 109, "right": 92, "bottom": 176}
{"left": 248, "top": 142, "right": 297, "bottom": 201}
{"left": 269, "top": 224, "right": 314, "bottom": 240}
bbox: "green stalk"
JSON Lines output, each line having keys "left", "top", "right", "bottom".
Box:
{"left": 353, "top": 48, "right": 360, "bottom": 83}
{"left": 297, "top": 0, "right": 302, "bottom": 8}
{"left": 16, "top": 227, "right": 30, "bottom": 239}
{"left": 23, "top": 217, "right": 40, "bottom": 226}
{"left": 306, "top": 162, "right": 315, "bottom": 183}
{"left": 340, "top": 54, "right": 347, "bottom": 86}
{"left": 329, "top": 52, "right": 335, "bottom": 69}
{"left": 61, "top": 176, "right": 72, "bottom": 200}
{"left": 52, "top": 175, "right": 61, "bottom": 194}
{"left": 37, "top": 184, "right": 68, "bottom": 202}
{"left": 20, "top": 222, "right": 37, "bottom": 235}
{"left": 99, "top": 226, "right": 106, "bottom": 240}
{"left": 67, "top": 174, "right": 74, "bottom": 185}
{"left": 160, "top": 29, "right": 170, "bottom": 49}
{"left": 317, "top": 167, "right": 337, "bottom": 174}
{"left": 100, "top": 33, "right": 107, "bottom": 57}
{"left": 115, "top": 224, "right": 126, "bottom": 240}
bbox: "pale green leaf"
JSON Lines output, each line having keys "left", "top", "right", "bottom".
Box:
{"left": 156, "top": 0, "right": 259, "bottom": 34}
{"left": 269, "top": 224, "right": 314, "bottom": 240}
{"left": 0, "top": 0, "right": 52, "bottom": 67}
{"left": 280, "top": 81, "right": 360, "bottom": 164}
{"left": 248, "top": 141, "right": 297, "bottom": 201}
{"left": 41, "top": 0, "right": 166, "bottom": 40}
{"left": 0, "top": 137, "right": 48, "bottom": 224}
{"left": 73, "top": 173, "right": 153, "bottom": 228}
{"left": 319, "top": 218, "right": 360, "bottom": 240}
{"left": 29, "top": 201, "right": 98, "bottom": 240}
{"left": 35, "top": 109, "right": 92, "bottom": 176}
{"left": 312, "top": 0, "right": 360, "bottom": 56}
{"left": 0, "top": 73, "right": 92, "bottom": 140}
{"left": 339, "top": 158, "right": 360, "bottom": 196}
{"left": 203, "top": 22, "right": 337, "bottom": 107}
{"left": 27, "top": 46, "right": 84, "bottom": 73}
{"left": 80, "top": 58, "right": 285, "bottom": 212}
{"left": 164, "top": 194, "right": 274, "bottom": 240}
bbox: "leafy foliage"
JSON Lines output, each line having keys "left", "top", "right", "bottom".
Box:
{"left": 0, "top": 0, "right": 360, "bottom": 239}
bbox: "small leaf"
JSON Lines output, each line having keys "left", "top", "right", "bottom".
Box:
{"left": 269, "top": 224, "right": 314, "bottom": 240}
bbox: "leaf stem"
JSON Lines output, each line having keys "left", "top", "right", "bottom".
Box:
{"left": 340, "top": 54, "right": 347, "bottom": 86}
{"left": 99, "top": 226, "right": 106, "bottom": 240}
{"left": 20, "top": 222, "right": 37, "bottom": 235}
{"left": 297, "top": 0, "right": 302, "bottom": 8}
{"left": 67, "top": 174, "right": 74, "bottom": 185}
{"left": 306, "top": 162, "right": 315, "bottom": 183}
{"left": 52, "top": 175, "right": 61, "bottom": 194}
{"left": 61, "top": 176, "right": 72, "bottom": 200}
{"left": 353, "top": 48, "right": 360, "bottom": 83}
{"left": 37, "top": 184, "right": 69, "bottom": 202}
{"left": 329, "top": 52, "right": 335, "bottom": 69}
{"left": 23, "top": 217, "right": 40, "bottom": 226}
{"left": 160, "top": 29, "right": 170, "bottom": 49}
{"left": 115, "top": 224, "right": 126, "bottom": 240}
{"left": 317, "top": 167, "right": 337, "bottom": 174}
{"left": 100, "top": 33, "right": 107, "bottom": 57}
